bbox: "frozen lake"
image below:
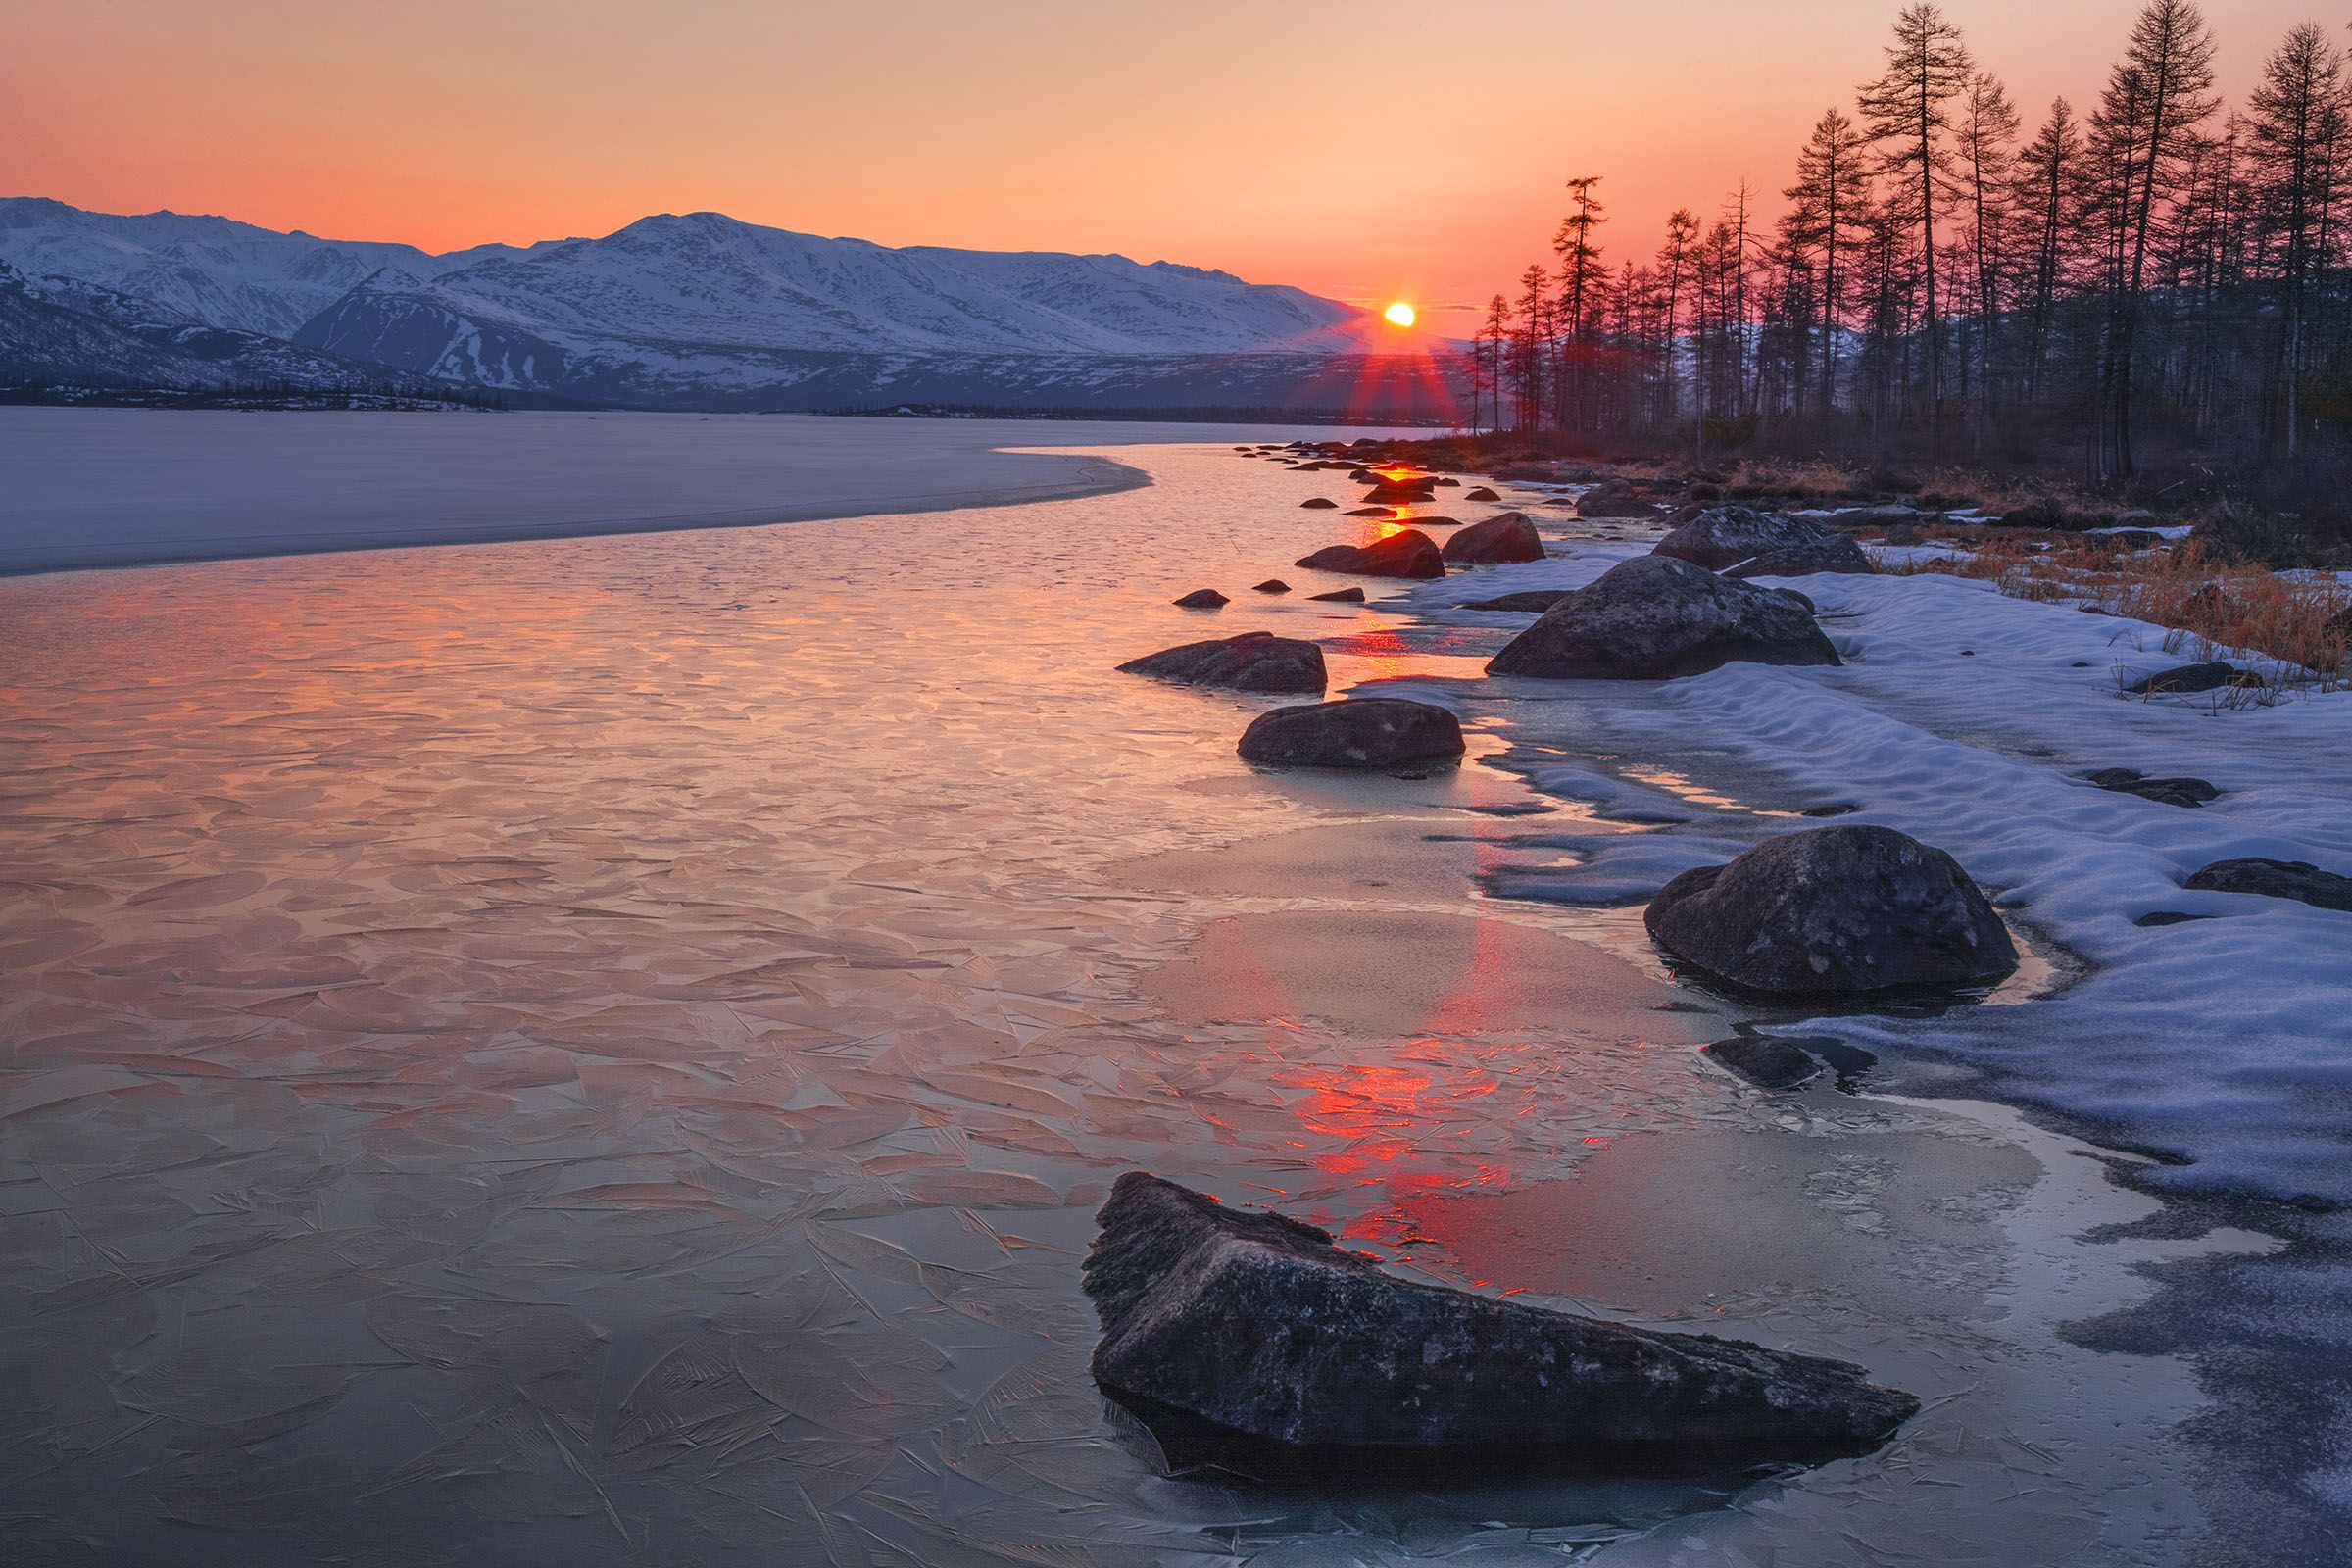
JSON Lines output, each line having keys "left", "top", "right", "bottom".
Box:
{"left": 0, "top": 409, "right": 1348, "bottom": 573}
{"left": 0, "top": 420, "right": 2344, "bottom": 1565}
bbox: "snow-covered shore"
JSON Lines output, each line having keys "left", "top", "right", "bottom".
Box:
{"left": 1387, "top": 520, "right": 2352, "bottom": 1209}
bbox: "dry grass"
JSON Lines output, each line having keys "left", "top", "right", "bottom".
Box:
{"left": 1878, "top": 536, "right": 2352, "bottom": 702}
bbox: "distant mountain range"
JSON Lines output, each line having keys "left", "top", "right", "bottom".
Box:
{"left": 0, "top": 198, "right": 1459, "bottom": 416}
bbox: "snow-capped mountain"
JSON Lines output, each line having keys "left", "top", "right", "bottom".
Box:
{"left": 0, "top": 198, "right": 1455, "bottom": 414}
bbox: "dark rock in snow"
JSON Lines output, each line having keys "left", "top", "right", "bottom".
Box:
{"left": 1487, "top": 556, "right": 1840, "bottom": 680}
{"left": 1238, "top": 698, "right": 1462, "bottom": 769}
{"left": 1442, "top": 512, "right": 1545, "bottom": 564}
{"left": 2124, "top": 662, "right": 2237, "bottom": 695}
{"left": 2183, "top": 858, "right": 2352, "bottom": 913}
{"left": 2134, "top": 910, "right": 2211, "bottom": 927}
{"left": 1173, "top": 589, "right": 1229, "bottom": 609}
{"left": 1652, "top": 507, "right": 1874, "bottom": 577}
{"left": 1118, "top": 632, "right": 1326, "bottom": 694}
{"left": 1251, "top": 578, "right": 1292, "bottom": 595}
{"left": 1644, "top": 825, "right": 2019, "bottom": 998}
{"left": 1300, "top": 498, "right": 1339, "bottom": 509}
{"left": 1084, "top": 1172, "right": 1920, "bottom": 1468}
{"left": 1296, "top": 530, "right": 1446, "bottom": 579}
{"left": 1308, "top": 587, "right": 1365, "bottom": 603}
{"left": 1702, "top": 1036, "right": 1822, "bottom": 1090}
{"left": 2082, "top": 767, "right": 2220, "bottom": 808}
{"left": 1464, "top": 486, "right": 1502, "bottom": 501}
{"left": 1463, "top": 589, "right": 1574, "bottom": 613}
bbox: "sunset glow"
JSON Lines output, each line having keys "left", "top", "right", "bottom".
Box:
{"left": 1384, "top": 302, "right": 1416, "bottom": 328}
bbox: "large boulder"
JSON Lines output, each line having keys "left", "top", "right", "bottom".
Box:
{"left": 1118, "top": 631, "right": 1326, "bottom": 694}
{"left": 1442, "top": 512, "right": 1545, "bottom": 565}
{"left": 1644, "top": 825, "right": 2019, "bottom": 998}
{"left": 2184, "top": 858, "right": 2352, "bottom": 912}
{"left": 1574, "top": 479, "right": 1660, "bottom": 518}
{"left": 1653, "top": 507, "right": 1874, "bottom": 577}
{"left": 1237, "top": 697, "right": 1463, "bottom": 768}
{"left": 1487, "top": 556, "right": 1840, "bottom": 680}
{"left": 1085, "top": 1172, "right": 1919, "bottom": 1466}
{"left": 1296, "top": 530, "right": 1446, "bottom": 579}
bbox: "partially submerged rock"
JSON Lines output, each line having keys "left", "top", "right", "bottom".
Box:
{"left": 1084, "top": 1172, "right": 1919, "bottom": 1469}
{"left": 1486, "top": 556, "right": 1839, "bottom": 680}
{"left": 2184, "top": 858, "right": 2352, "bottom": 913}
{"left": 1652, "top": 507, "right": 1874, "bottom": 577}
{"left": 1251, "top": 578, "right": 1292, "bottom": 595}
{"left": 1645, "top": 825, "right": 2019, "bottom": 998}
{"left": 1296, "top": 530, "right": 1446, "bottom": 580}
{"left": 1441, "top": 512, "right": 1545, "bottom": 564}
{"left": 1574, "top": 479, "right": 1659, "bottom": 519}
{"left": 2124, "top": 662, "right": 2237, "bottom": 695}
{"left": 1237, "top": 697, "right": 1462, "bottom": 769}
{"left": 1307, "top": 587, "right": 1365, "bottom": 603}
{"left": 2082, "top": 767, "right": 2219, "bottom": 808}
{"left": 1463, "top": 485, "right": 1501, "bottom": 501}
{"left": 1118, "top": 632, "right": 1326, "bottom": 695}
{"left": 1300, "top": 498, "right": 1338, "bottom": 510}
{"left": 1173, "top": 588, "right": 1229, "bottom": 610}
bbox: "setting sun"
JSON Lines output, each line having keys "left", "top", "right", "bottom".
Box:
{"left": 1383, "top": 301, "right": 1415, "bottom": 327}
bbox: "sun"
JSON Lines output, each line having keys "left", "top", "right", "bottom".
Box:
{"left": 1383, "top": 301, "right": 1415, "bottom": 328}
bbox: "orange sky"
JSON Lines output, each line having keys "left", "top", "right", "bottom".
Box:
{"left": 4, "top": 0, "right": 2320, "bottom": 331}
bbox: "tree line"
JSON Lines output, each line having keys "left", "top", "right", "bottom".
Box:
{"left": 1462, "top": 1, "right": 2352, "bottom": 484}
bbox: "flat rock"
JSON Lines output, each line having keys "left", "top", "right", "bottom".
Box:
{"left": 1307, "top": 587, "right": 1365, "bottom": 603}
{"left": 1652, "top": 506, "right": 1874, "bottom": 577}
{"left": 2082, "top": 767, "right": 2219, "bottom": 808}
{"left": 1296, "top": 530, "right": 1446, "bottom": 579}
{"left": 1237, "top": 697, "right": 1462, "bottom": 769}
{"left": 1084, "top": 1172, "right": 1920, "bottom": 1468}
{"left": 1442, "top": 512, "right": 1545, "bottom": 564}
{"left": 1118, "top": 631, "right": 1326, "bottom": 694}
{"left": 1463, "top": 589, "right": 1573, "bottom": 612}
{"left": 1645, "top": 824, "right": 2019, "bottom": 998}
{"left": 1487, "top": 555, "right": 1839, "bottom": 680}
{"left": 2183, "top": 858, "right": 2352, "bottom": 913}
{"left": 1346, "top": 506, "right": 1396, "bottom": 517}
{"left": 1173, "top": 588, "right": 1229, "bottom": 609}
{"left": 2124, "top": 662, "right": 2237, "bottom": 695}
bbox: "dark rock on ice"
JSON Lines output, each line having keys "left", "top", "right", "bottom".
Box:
{"left": 1644, "top": 824, "right": 2019, "bottom": 998}
{"left": 1296, "top": 530, "right": 1446, "bottom": 579}
{"left": 1652, "top": 507, "right": 1874, "bottom": 577}
{"left": 1702, "top": 1036, "right": 1822, "bottom": 1090}
{"left": 1486, "top": 556, "right": 1839, "bottom": 680}
{"left": 2183, "top": 858, "right": 2352, "bottom": 913}
{"left": 2134, "top": 910, "right": 2211, "bottom": 927}
{"left": 1237, "top": 698, "right": 1463, "bottom": 769}
{"left": 1083, "top": 1172, "right": 1920, "bottom": 1469}
{"left": 1173, "top": 589, "right": 1229, "bottom": 609}
{"left": 1441, "top": 512, "right": 1545, "bottom": 565}
{"left": 1118, "top": 632, "right": 1326, "bottom": 694}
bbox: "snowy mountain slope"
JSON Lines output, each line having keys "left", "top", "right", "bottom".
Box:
{"left": 0, "top": 197, "right": 544, "bottom": 337}
{"left": 0, "top": 260, "right": 468, "bottom": 395}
